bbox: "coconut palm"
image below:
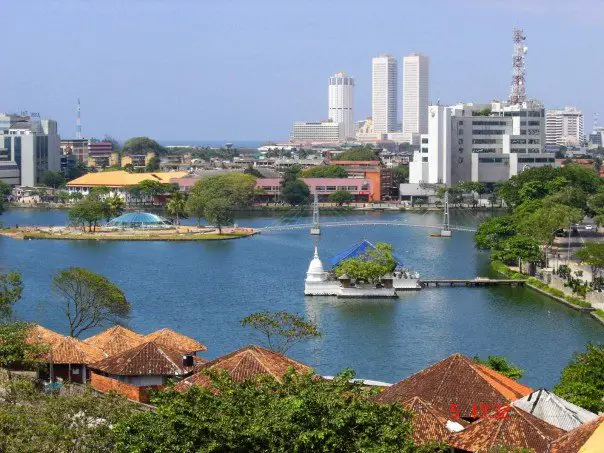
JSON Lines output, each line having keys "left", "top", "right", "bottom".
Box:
{"left": 166, "top": 191, "right": 187, "bottom": 225}
{"left": 105, "top": 193, "right": 125, "bottom": 220}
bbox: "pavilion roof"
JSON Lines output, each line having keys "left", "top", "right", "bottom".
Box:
{"left": 374, "top": 353, "right": 533, "bottom": 419}
{"left": 83, "top": 325, "right": 145, "bottom": 357}
{"left": 27, "top": 325, "right": 106, "bottom": 365}
{"left": 143, "top": 328, "right": 207, "bottom": 353}
{"left": 174, "top": 345, "right": 311, "bottom": 392}
{"left": 549, "top": 415, "right": 604, "bottom": 453}
{"left": 402, "top": 396, "right": 467, "bottom": 445}
{"left": 449, "top": 405, "right": 564, "bottom": 452}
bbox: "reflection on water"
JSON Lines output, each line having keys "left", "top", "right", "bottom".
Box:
{"left": 0, "top": 208, "right": 602, "bottom": 388}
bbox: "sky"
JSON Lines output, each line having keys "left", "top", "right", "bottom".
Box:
{"left": 2, "top": 0, "right": 603, "bottom": 142}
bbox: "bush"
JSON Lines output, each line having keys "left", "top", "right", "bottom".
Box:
{"left": 565, "top": 296, "right": 591, "bottom": 308}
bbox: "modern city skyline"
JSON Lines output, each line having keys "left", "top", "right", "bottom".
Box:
{"left": 1, "top": 0, "right": 602, "bottom": 140}
{"left": 372, "top": 55, "right": 398, "bottom": 135}
{"left": 402, "top": 53, "right": 430, "bottom": 137}
{"left": 545, "top": 107, "right": 584, "bottom": 147}
{"left": 328, "top": 72, "right": 355, "bottom": 139}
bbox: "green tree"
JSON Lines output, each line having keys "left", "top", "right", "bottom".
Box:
{"left": 68, "top": 162, "right": 88, "bottom": 180}
{"left": 491, "top": 236, "right": 542, "bottom": 273}
{"left": 329, "top": 190, "right": 354, "bottom": 206}
{"left": 518, "top": 204, "right": 583, "bottom": 245}
{"left": 185, "top": 193, "right": 205, "bottom": 225}
{"left": 393, "top": 165, "right": 410, "bottom": 185}
{"left": 52, "top": 267, "right": 130, "bottom": 337}
{"left": 204, "top": 197, "right": 234, "bottom": 234}
{"left": 136, "top": 179, "right": 167, "bottom": 205}
{"left": 574, "top": 243, "right": 604, "bottom": 286}
{"left": 113, "top": 370, "right": 419, "bottom": 452}
{"left": 301, "top": 165, "right": 348, "bottom": 178}
{"left": 123, "top": 163, "right": 135, "bottom": 173}
{"left": 165, "top": 191, "right": 187, "bottom": 225}
{"left": 0, "top": 181, "right": 12, "bottom": 199}
{"left": 39, "top": 171, "right": 66, "bottom": 189}
{"left": 104, "top": 193, "right": 125, "bottom": 220}
{"left": 553, "top": 343, "right": 604, "bottom": 413}
{"left": 332, "top": 146, "right": 379, "bottom": 161}
{"left": 189, "top": 173, "right": 257, "bottom": 208}
{"left": 244, "top": 165, "right": 263, "bottom": 178}
{"left": 145, "top": 156, "right": 161, "bottom": 171}
{"left": 334, "top": 242, "right": 397, "bottom": 283}
{"left": 68, "top": 196, "right": 106, "bottom": 232}
{"left": 122, "top": 136, "right": 167, "bottom": 156}
{"left": 281, "top": 179, "right": 310, "bottom": 206}
{"left": 240, "top": 311, "right": 321, "bottom": 353}
{"left": 473, "top": 355, "right": 524, "bottom": 380}
{"left": 55, "top": 190, "right": 71, "bottom": 204}
{"left": 0, "top": 271, "right": 23, "bottom": 321}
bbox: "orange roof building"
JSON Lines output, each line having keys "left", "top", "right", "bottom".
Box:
{"left": 83, "top": 325, "right": 145, "bottom": 357}
{"left": 144, "top": 328, "right": 206, "bottom": 354}
{"left": 174, "top": 345, "right": 311, "bottom": 392}
{"left": 449, "top": 405, "right": 564, "bottom": 453}
{"left": 66, "top": 170, "right": 188, "bottom": 189}
{"left": 402, "top": 396, "right": 467, "bottom": 445}
{"left": 549, "top": 415, "right": 604, "bottom": 453}
{"left": 375, "top": 354, "right": 533, "bottom": 420}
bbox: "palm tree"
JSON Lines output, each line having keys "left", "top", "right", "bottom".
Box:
{"left": 105, "top": 193, "right": 125, "bottom": 220}
{"left": 166, "top": 191, "right": 187, "bottom": 226}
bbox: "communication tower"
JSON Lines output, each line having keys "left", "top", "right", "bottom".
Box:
{"left": 509, "top": 28, "right": 528, "bottom": 105}
{"left": 76, "top": 98, "right": 82, "bottom": 139}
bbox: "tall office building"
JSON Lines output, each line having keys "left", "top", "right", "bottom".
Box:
{"left": 0, "top": 113, "right": 61, "bottom": 186}
{"left": 402, "top": 53, "right": 429, "bottom": 136}
{"left": 328, "top": 72, "right": 355, "bottom": 139}
{"left": 372, "top": 55, "right": 398, "bottom": 135}
{"left": 545, "top": 107, "right": 584, "bottom": 147}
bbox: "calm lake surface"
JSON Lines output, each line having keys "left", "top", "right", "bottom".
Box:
{"left": 1, "top": 208, "right": 602, "bottom": 388}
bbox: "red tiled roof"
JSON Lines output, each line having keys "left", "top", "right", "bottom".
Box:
{"left": 173, "top": 345, "right": 311, "bottom": 392}
{"left": 27, "top": 324, "right": 105, "bottom": 364}
{"left": 449, "top": 406, "right": 564, "bottom": 453}
{"left": 83, "top": 325, "right": 145, "bottom": 357}
{"left": 374, "top": 354, "right": 533, "bottom": 419}
{"left": 90, "top": 341, "right": 194, "bottom": 376}
{"left": 143, "top": 328, "right": 206, "bottom": 353}
{"left": 549, "top": 415, "right": 604, "bottom": 453}
{"left": 403, "top": 396, "right": 467, "bottom": 445}
{"left": 332, "top": 161, "right": 381, "bottom": 166}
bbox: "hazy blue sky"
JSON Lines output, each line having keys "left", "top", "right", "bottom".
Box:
{"left": 2, "top": 0, "right": 602, "bottom": 141}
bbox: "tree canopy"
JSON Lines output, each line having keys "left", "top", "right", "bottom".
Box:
{"left": 332, "top": 147, "right": 379, "bottom": 161}
{"left": 553, "top": 343, "right": 604, "bottom": 413}
{"left": 301, "top": 165, "right": 348, "bottom": 178}
{"left": 281, "top": 179, "right": 310, "bottom": 206}
{"left": 52, "top": 267, "right": 130, "bottom": 337}
{"left": 68, "top": 196, "right": 106, "bottom": 232}
{"left": 473, "top": 355, "right": 524, "bottom": 380}
{"left": 39, "top": 171, "right": 66, "bottom": 189}
{"left": 334, "top": 242, "right": 397, "bottom": 283}
{"left": 0, "top": 271, "right": 23, "bottom": 322}
{"left": 189, "top": 173, "right": 257, "bottom": 208}
{"left": 329, "top": 190, "right": 354, "bottom": 205}
{"left": 240, "top": 311, "right": 321, "bottom": 353}
{"left": 491, "top": 236, "right": 542, "bottom": 271}
{"left": 113, "top": 370, "right": 424, "bottom": 452}
{"left": 121, "top": 137, "right": 167, "bottom": 156}
{"left": 574, "top": 243, "right": 604, "bottom": 285}
{"left": 204, "top": 197, "right": 234, "bottom": 234}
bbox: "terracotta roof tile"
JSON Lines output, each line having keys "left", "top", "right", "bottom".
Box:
{"left": 549, "top": 415, "right": 604, "bottom": 453}
{"left": 144, "top": 328, "right": 206, "bottom": 353}
{"left": 449, "top": 405, "right": 564, "bottom": 453}
{"left": 375, "top": 354, "right": 533, "bottom": 419}
{"left": 90, "top": 341, "right": 194, "bottom": 376}
{"left": 27, "top": 324, "right": 105, "bottom": 364}
{"left": 83, "top": 325, "right": 145, "bottom": 357}
{"left": 402, "top": 396, "right": 467, "bottom": 445}
{"left": 174, "top": 345, "right": 311, "bottom": 392}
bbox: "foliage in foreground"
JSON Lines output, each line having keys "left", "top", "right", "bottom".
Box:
{"left": 113, "top": 370, "right": 427, "bottom": 453}
{"left": 553, "top": 343, "right": 604, "bottom": 413}
{"left": 473, "top": 355, "right": 524, "bottom": 380}
{"left": 334, "top": 242, "right": 397, "bottom": 283}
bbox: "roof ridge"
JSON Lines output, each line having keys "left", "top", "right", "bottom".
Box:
{"left": 154, "top": 341, "right": 183, "bottom": 374}
{"left": 474, "top": 362, "right": 531, "bottom": 399}
{"left": 434, "top": 354, "right": 464, "bottom": 396}
{"left": 487, "top": 413, "right": 507, "bottom": 450}
{"left": 513, "top": 406, "right": 556, "bottom": 441}
{"left": 249, "top": 348, "right": 280, "bottom": 379}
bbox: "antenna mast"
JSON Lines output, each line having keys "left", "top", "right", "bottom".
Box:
{"left": 509, "top": 28, "right": 527, "bottom": 105}
{"left": 310, "top": 192, "right": 321, "bottom": 235}
{"left": 76, "top": 98, "right": 82, "bottom": 139}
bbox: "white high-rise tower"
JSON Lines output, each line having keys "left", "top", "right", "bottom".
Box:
{"left": 372, "top": 55, "right": 398, "bottom": 135}
{"left": 328, "top": 72, "right": 355, "bottom": 139}
{"left": 402, "top": 53, "right": 429, "bottom": 136}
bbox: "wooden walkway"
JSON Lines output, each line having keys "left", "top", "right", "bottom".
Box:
{"left": 420, "top": 279, "right": 526, "bottom": 288}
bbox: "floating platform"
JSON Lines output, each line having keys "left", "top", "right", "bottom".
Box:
{"left": 420, "top": 278, "right": 526, "bottom": 288}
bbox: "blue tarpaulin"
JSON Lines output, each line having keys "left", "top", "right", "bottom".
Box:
{"left": 329, "top": 240, "right": 403, "bottom": 268}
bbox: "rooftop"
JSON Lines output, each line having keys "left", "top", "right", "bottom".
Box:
{"left": 549, "top": 415, "right": 604, "bottom": 453}
{"left": 106, "top": 212, "right": 172, "bottom": 227}
{"left": 374, "top": 353, "right": 533, "bottom": 419}
{"left": 402, "top": 396, "right": 466, "bottom": 445}
{"left": 174, "top": 345, "right": 311, "bottom": 392}
{"left": 66, "top": 170, "right": 188, "bottom": 187}
{"left": 27, "top": 325, "right": 106, "bottom": 364}
{"left": 449, "top": 405, "right": 564, "bottom": 453}
{"left": 83, "top": 325, "right": 145, "bottom": 356}
{"left": 144, "top": 328, "right": 206, "bottom": 353}
{"left": 329, "top": 239, "right": 402, "bottom": 268}
{"left": 91, "top": 341, "right": 197, "bottom": 376}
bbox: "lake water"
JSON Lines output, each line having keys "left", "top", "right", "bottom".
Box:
{"left": 1, "top": 208, "right": 602, "bottom": 388}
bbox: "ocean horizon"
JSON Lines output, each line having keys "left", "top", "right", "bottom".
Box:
{"left": 158, "top": 140, "right": 270, "bottom": 149}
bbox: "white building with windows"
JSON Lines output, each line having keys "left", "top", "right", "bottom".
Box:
{"left": 291, "top": 121, "right": 344, "bottom": 143}
{"left": 0, "top": 113, "right": 61, "bottom": 186}
{"left": 545, "top": 107, "right": 584, "bottom": 147}
{"left": 328, "top": 72, "right": 355, "bottom": 139}
{"left": 402, "top": 53, "right": 429, "bottom": 140}
{"left": 372, "top": 55, "right": 398, "bottom": 136}
{"left": 408, "top": 100, "right": 555, "bottom": 186}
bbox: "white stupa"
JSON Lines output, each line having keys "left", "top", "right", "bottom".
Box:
{"left": 306, "top": 246, "right": 327, "bottom": 282}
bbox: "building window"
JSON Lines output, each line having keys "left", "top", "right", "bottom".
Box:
{"left": 421, "top": 138, "right": 428, "bottom": 144}
{"left": 326, "top": 186, "right": 336, "bottom": 191}
{"left": 422, "top": 157, "right": 428, "bottom": 162}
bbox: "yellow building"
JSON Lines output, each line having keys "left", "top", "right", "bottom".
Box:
{"left": 87, "top": 152, "right": 120, "bottom": 168}
{"left": 121, "top": 152, "right": 156, "bottom": 169}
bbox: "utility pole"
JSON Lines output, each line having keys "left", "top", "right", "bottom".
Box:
{"left": 441, "top": 191, "right": 452, "bottom": 237}
{"left": 567, "top": 222, "right": 572, "bottom": 264}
